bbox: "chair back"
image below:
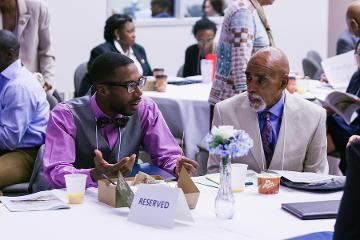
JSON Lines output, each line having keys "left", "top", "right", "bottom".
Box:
{"left": 177, "top": 65, "right": 184, "bottom": 77}
{"left": 46, "top": 92, "right": 59, "bottom": 110}
{"left": 306, "top": 50, "right": 322, "bottom": 66}
{"left": 302, "top": 57, "right": 323, "bottom": 80}
{"left": 28, "top": 145, "right": 52, "bottom": 193}
{"left": 74, "top": 62, "right": 88, "bottom": 97}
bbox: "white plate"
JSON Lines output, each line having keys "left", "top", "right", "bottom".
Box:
{"left": 294, "top": 92, "right": 316, "bottom": 100}
{"left": 185, "top": 75, "right": 203, "bottom": 81}
{"left": 145, "top": 76, "right": 185, "bottom": 82}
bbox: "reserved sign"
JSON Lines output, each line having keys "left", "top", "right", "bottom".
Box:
{"left": 138, "top": 198, "right": 170, "bottom": 208}
{"left": 128, "top": 184, "right": 193, "bottom": 228}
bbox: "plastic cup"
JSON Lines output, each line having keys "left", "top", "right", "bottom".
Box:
{"left": 64, "top": 174, "right": 87, "bottom": 204}
{"left": 257, "top": 172, "right": 281, "bottom": 194}
{"left": 153, "top": 68, "right": 165, "bottom": 77}
{"left": 200, "top": 59, "right": 213, "bottom": 83}
{"left": 296, "top": 79, "right": 310, "bottom": 93}
{"left": 155, "top": 74, "right": 167, "bottom": 92}
{"left": 231, "top": 163, "right": 248, "bottom": 192}
{"left": 205, "top": 53, "right": 216, "bottom": 80}
{"left": 287, "top": 77, "right": 297, "bottom": 94}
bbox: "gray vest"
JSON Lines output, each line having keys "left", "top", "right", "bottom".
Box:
{"left": 66, "top": 96, "right": 142, "bottom": 169}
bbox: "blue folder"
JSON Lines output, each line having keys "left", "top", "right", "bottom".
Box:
{"left": 130, "top": 163, "right": 176, "bottom": 181}
{"left": 286, "top": 231, "right": 333, "bottom": 240}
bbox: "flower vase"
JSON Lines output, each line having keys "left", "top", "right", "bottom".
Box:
{"left": 215, "top": 155, "right": 235, "bottom": 219}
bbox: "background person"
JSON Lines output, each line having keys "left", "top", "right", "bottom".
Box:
{"left": 333, "top": 135, "right": 360, "bottom": 239}
{"left": 208, "top": 0, "right": 275, "bottom": 124}
{"left": 182, "top": 17, "right": 217, "bottom": 77}
{"left": 0, "top": 30, "right": 49, "bottom": 189}
{"left": 150, "top": 0, "right": 172, "bottom": 18}
{"left": 0, "top": 0, "right": 61, "bottom": 101}
{"left": 327, "top": 39, "right": 360, "bottom": 173}
{"left": 79, "top": 14, "right": 152, "bottom": 97}
{"left": 202, "top": 0, "right": 225, "bottom": 17}
{"left": 337, "top": 28, "right": 359, "bottom": 55}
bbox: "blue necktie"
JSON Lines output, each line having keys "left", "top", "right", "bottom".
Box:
{"left": 260, "top": 111, "right": 274, "bottom": 168}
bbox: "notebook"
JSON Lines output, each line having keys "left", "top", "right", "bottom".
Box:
{"left": 168, "top": 79, "right": 202, "bottom": 85}
{"left": 281, "top": 200, "right": 340, "bottom": 220}
{"left": 287, "top": 231, "right": 333, "bottom": 240}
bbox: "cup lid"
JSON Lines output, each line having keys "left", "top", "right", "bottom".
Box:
{"left": 155, "top": 74, "right": 167, "bottom": 78}
{"left": 257, "top": 172, "right": 281, "bottom": 179}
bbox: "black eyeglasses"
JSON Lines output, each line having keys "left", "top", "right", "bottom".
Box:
{"left": 197, "top": 38, "right": 214, "bottom": 46}
{"left": 99, "top": 76, "right": 147, "bottom": 93}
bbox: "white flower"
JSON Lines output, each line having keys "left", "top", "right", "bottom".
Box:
{"left": 211, "top": 125, "right": 235, "bottom": 140}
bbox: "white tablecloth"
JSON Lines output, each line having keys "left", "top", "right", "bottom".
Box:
{"left": 295, "top": 79, "right": 347, "bottom": 101}
{"left": 144, "top": 83, "right": 211, "bottom": 159}
{"left": 0, "top": 185, "right": 342, "bottom": 240}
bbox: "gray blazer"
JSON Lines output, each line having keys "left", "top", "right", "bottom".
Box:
{"left": 207, "top": 91, "right": 329, "bottom": 174}
{"left": 0, "top": 0, "right": 55, "bottom": 84}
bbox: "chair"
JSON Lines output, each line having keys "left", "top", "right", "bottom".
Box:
{"left": 28, "top": 145, "right": 52, "bottom": 193}
{"left": 46, "top": 92, "right": 59, "bottom": 110}
{"left": 1, "top": 182, "right": 29, "bottom": 196}
{"left": 177, "top": 65, "right": 184, "bottom": 77}
{"left": 302, "top": 57, "right": 323, "bottom": 80}
{"left": 1, "top": 145, "right": 51, "bottom": 196}
{"left": 74, "top": 62, "right": 88, "bottom": 97}
{"left": 306, "top": 50, "right": 322, "bottom": 66}
{"left": 195, "top": 136, "right": 209, "bottom": 176}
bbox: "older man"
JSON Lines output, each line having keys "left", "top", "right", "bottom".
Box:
{"left": 208, "top": 0, "right": 275, "bottom": 124}
{"left": 44, "top": 53, "right": 198, "bottom": 188}
{"left": 208, "top": 47, "right": 328, "bottom": 174}
{"left": 0, "top": 30, "right": 49, "bottom": 188}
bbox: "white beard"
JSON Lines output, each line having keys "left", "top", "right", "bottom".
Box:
{"left": 248, "top": 92, "right": 266, "bottom": 112}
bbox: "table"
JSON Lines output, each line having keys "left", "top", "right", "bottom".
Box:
{"left": 143, "top": 80, "right": 343, "bottom": 160}
{"left": 144, "top": 83, "right": 211, "bottom": 159}
{"left": 295, "top": 79, "right": 346, "bottom": 101}
{"left": 0, "top": 184, "right": 342, "bottom": 240}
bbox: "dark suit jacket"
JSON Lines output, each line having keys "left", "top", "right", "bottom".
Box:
{"left": 327, "top": 70, "right": 360, "bottom": 172}
{"left": 77, "top": 41, "right": 152, "bottom": 97}
{"left": 183, "top": 44, "right": 202, "bottom": 77}
{"left": 87, "top": 41, "right": 152, "bottom": 75}
{"left": 336, "top": 29, "right": 359, "bottom": 55}
{"left": 333, "top": 140, "right": 360, "bottom": 239}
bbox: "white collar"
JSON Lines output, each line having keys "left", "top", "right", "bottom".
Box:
{"left": 114, "top": 40, "right": 133, "bottom": 56}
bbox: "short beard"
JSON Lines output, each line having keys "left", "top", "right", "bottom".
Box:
{"left": 248, "top": 92, "right": 266, "bottom": 112}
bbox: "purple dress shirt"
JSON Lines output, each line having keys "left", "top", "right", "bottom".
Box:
{"left": 44, "top": 95, "right": 182, "bottom": 188}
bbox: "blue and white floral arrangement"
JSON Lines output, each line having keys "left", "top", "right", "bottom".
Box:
{"left": 206, "top": 126, "right": 254, "bottom": 163}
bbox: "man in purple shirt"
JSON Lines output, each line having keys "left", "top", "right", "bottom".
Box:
{"left": 44, "top": 52, "right": 198, "bottom": 188}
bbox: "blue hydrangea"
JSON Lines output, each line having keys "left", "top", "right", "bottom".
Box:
{"left": 207, "top": 129, "right": 253, "bottom": 158}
